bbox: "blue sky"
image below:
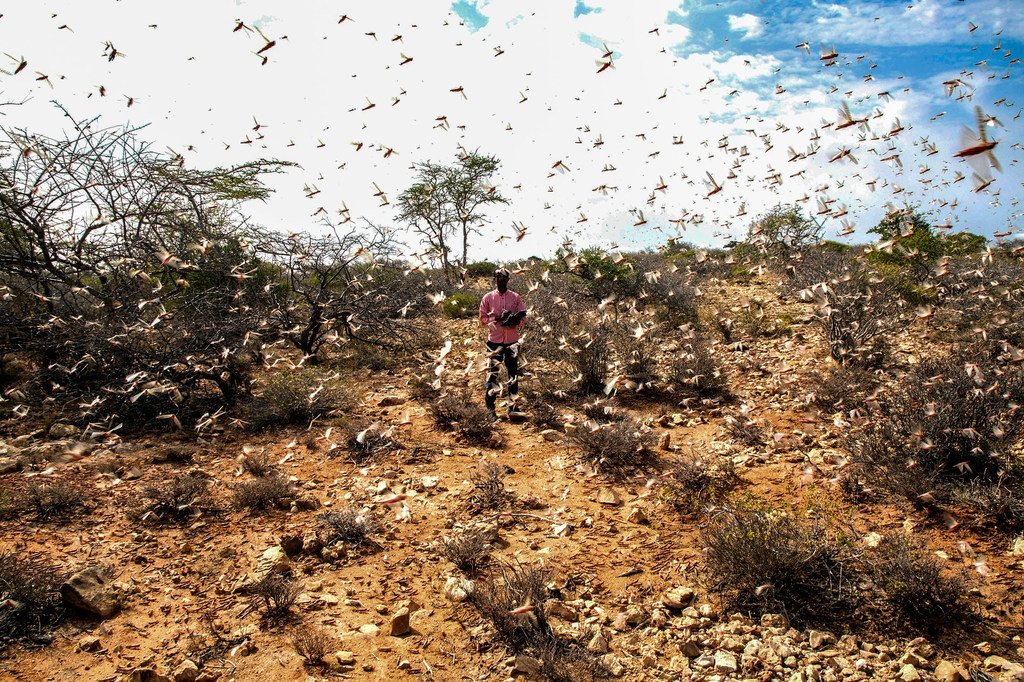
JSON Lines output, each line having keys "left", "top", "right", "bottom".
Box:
{"left": 0, "top": 0, "right": 1020, "bottom": 260}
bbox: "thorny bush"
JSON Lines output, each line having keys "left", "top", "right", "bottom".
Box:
{"left": 701, "top": 504, "right": 856, "bottom": 623}
{"left": 845, "top": 354, "right": 1024, "bottom": 528}
{"left": 568, "top": 418, "right": 654, "bottom": 475}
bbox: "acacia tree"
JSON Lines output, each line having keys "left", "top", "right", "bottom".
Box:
{"left": 259, "top": 219, "right": 427, "bottom": 359}
{"left": 867, "top": 206, "right": 986, "bottom": 278}
{"left": 747, "top": 204, "right": 824, "bottom": 259}
{"left": 397, "top": 151, "right": 506, "bottom": 282}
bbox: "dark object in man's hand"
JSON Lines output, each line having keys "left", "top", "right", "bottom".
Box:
{"left": 498, "top": 310, "right": 525, "bottom": 327}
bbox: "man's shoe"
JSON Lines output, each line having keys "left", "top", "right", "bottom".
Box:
{"left": 488, "top": 409, "right": 499, "bottom": 421}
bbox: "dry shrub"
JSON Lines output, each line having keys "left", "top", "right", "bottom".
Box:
{"left": 241, "top": 450, "right": 275, "bottom": 477}
{"left": 724, "top": 413, "right": 768, "bottom": 447}
{"left": 128, "top": 474, "right": 213, "bottom": 524}
{"left": 21, "top": 481, "right": 88, "bottom": 521}
{"left": 661, "top": 456, "right": 739, "bottom": 516}
{"left": 430, "top": 391, "right": 502, "bottom": 446}
{"left": 701, "top": 504, "right": 855, "bottom": 623}
{"left": 568, "top": 327, "right": 612, "bottom": 395}
{"left": 468, "top": 462, "right": 514, "bottom": 513}
{"left": 316, "top": 508, "right": 381, "bottom": 549}
{"left": 0, "top": 551, "right": 67, "bottom": 645}
{"left": 871, "top": 534, "right": 971, "bottom": 628}
{"left": 250, "top": 574, "right": 301, "bottom": 619}
{"left": 529, "top": 400, "right": 564, "bottom": 430}
{"left": 578, "top": 399, "right": 627, "bottom": 423}
{"left": 668, "top": 334, "right": 727, "bottom": 397}
{"left": 846, "top": 355, "right": 1024, "bottom": 527}
{"left": 568, "top": 419, "right": 654, "bottom": 475}
{"left": 232, "top": 475, "right": 294, "bottom": 513}
{"left": 472, "top": 562, "right": 551, "bottom": 649}
{"left": 437, "top": 529, "right": 493, "bottom": 575}
{"left": 346, "top": 423, "right": 403, "bottom": 463}
{"left": 810, "top": 364, "right": 878, "bottom": 411}
{"left": 242, "top": 369, "right": 345, "bottom": 430}
{"left": 471, "top": 562, "right": 604, "bottom": 682}
{"left": 953, "top": 478, "right": 1024, "bottom": 533}
{"left": 292, "top": 625, "right": 332, "bottom": 666}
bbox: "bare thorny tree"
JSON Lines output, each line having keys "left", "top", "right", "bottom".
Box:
{"left": 257, "top": 219, "right": 430, "bottom": 359}
{"left": 0, "top": 109, "right": 290, "bottom": 427}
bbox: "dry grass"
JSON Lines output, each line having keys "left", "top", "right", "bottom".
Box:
{"left": 232, "top": 475, "right": 294, "bottom": 513}
{"left": 128, "top": 474, "right": 214, "bottom": 524}
{"left": 568, "top": 419, "right": 654, "bottom": 475}
{"left": 0, "top": 551, "right": 67, "bottom": 645}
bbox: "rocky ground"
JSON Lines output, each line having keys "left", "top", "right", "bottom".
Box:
{"left": 1, "top": 275, "right": 1023, "bottom": 682}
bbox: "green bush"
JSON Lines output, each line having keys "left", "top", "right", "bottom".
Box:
{"left": 442, "top": 292, "right": 481, "bottom": 319}
{"left": 465, "top": 261, "right": 498, "bottom": 279}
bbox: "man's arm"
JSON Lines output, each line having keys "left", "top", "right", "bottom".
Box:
{"left": 479, "top": 293, "right": 494, "bottom": 327}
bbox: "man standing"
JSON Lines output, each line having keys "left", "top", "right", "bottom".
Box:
{"left": 478, "top": 267, "right": 526, "bottom": 419}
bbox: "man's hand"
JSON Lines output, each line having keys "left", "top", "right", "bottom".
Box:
{"left": 498, "top": 310, "right": 525, "bottom": 327}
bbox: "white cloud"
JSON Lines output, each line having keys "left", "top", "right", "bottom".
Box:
{"left": 728, "top": 13, "right": 764, "bottom": 40}
{"left": 0, "top": 0, "right": 1018, "bottom": 265}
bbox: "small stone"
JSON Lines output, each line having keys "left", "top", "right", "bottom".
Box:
{"left": 597, "top": 488, "right": 621, "bottom": 506}
{"left": 378, "top": 395, "right": 406, "bottom": 407}
{"left": 1011, "top": 536, "right": 1024, "bottom": 557}
{"left": 659, "top": 433, "right": 671, "bottom": 450}
{"left": 761, "top": 613, "right": 789, "bottom": 629}
{"left": 540, "top": 429, "right": 563, "bottom": 442}
{"left": 808, "top": 630, "right": 834, "bottom": 650}
{"left": 357, "top": 623, "right": 379, "bottom": 636}
{"left": 662, "top": 586, "right": 695, "bottom": 610}
{"left": 899, "top": 651, "right": 928, "bottom": 668}
{"left": 48, "top": 423, "right": 79, "bottom": 439}
{"left": 422, "top": 476, "right": 439, "bottom": 489}
{"left": 252, "top": 546, "right": 290, "bottom": 582}
{"left": 293, "top": 496, "right": 320, "bottom": 511}
{"left": 680, "top": 641, "right": 702, "bottom": 658}
{"left": 279, "top": 536, "right": 303, "bottom": 557}
{"left": 514, "top": 655, "right": 544, "bottom": 676}
{"left": 0, "top": 457, "right": 21, "bottom": 475}
{"left": 334, "top": 651, "right": 356, "bottom": 666}
{"left": 77, "top": 635, "right": 101, "bottom": 652}
{"left": 898, "top": 664, "right": 921, "bottom": 682}
{"left": 444, "top": 576, "right": 474, "bottom": 602}
{"left": 172, "top": 659, "right": 200, "bottom": 682}
{"left": 61, "top": 567, "right": 122, "bottom": 618}
{"left": 933, "top": 660, "right": 969, "bottom": 682}
{"left": 130, "top": 669, "right": 171, "bottom": 682}
{"left": 625, "top": 506, "right": 647, "bottom": 524}
{"left": 588, "top": 632, "right": 610, "bottom": 654}
{"left": 390, "top": 607, "right": 411, "bottom": 636}
{"left": 544, "top": 599, "right": 578, "bottom": 622}
{"left": 714, "top": 650, "right": 738, "bottom": 674}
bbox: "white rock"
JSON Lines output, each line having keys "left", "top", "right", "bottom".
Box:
{"left": 714, "top": 650, "right": 738, "bottom": 674}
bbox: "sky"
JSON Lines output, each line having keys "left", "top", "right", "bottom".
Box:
{"left": 0, "top": 0, "right": 1021, "bottom": 262}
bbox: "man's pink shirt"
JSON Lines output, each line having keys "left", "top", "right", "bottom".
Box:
{"left": 479, "top": 289, "right": 526, "bottom": 344}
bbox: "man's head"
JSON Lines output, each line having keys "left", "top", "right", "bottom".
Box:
{"left": 494, "top": 267, "right": 510, "bottom": 292}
